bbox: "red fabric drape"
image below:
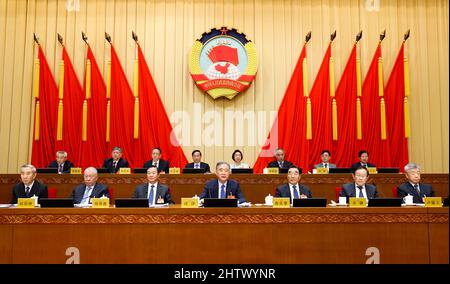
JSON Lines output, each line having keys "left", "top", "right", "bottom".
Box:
{"left": 385, "top": 43, "right": 409, "bottom": 169}
{"left": 359, "top": 43, "right": 391, "bottom": 167}
{"left": 134, "top": 44, "right": 188, "bottom": 168}
{"left": 80, "top": 46, "right": 108, "bottom": 168}
{"left": 55, "top": 47, "right": 84, "bottom": 166}
{"left": 253, "top": 44, "right": 309, "bottom": 173}
{"left": 332, "top": 43, "right": 358, "bottom": 167}
{"left": 108, "top": 44, "right": 135, "bottom": 167}
{"left": 31, "top": 46, "right": 59, "bottom": 167}
{"left": 308, "top": 43, "right": 333, "bottom": 170}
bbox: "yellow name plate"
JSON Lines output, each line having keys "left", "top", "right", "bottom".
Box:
{"left": 316, "top": 168, "right": 329, "bottom": 174}
{"left": 367, "top": 167, "right": 378, "bottom": 174}
{"left": 118, "top": 168, "right": 131, "bottom": 174}
{"left": 349, "top": 197, "right": 367, "bottom": 207}
{"left": 267, "top": 168, "right": 280, "bottom": 175}
{"left": 17, "top": 198, "right": 35, "bottom": 208}
{"left": 91, "top": 198, "right": 110, "bottom": 208}
{"left": 424, "top": 197, "right": 442, "bottom": 207}
{"left": 273, "top": 197, "right": 290, "bottom": 208}
{"left": 70, "top": 167, "right": 82, "bottom": 174}
{"left": 181, "top": 198, "right": 199, "bottom": 208}
{"left": 169, "top": 168, "right": 181, "bottom": 174}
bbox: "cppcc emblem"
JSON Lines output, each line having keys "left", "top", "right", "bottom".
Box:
{"left": 189, "top": 27, "right": 258, "bottom": 100}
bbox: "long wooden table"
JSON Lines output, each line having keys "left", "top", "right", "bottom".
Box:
{"left": 0, "top": 206, "right": 447, "bottom": 264}
{"left": 0, "top": 173, "right": 448, "bottom": 204}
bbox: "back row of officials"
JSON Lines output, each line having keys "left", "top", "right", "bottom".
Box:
{"left": 47, "top": 147, "right": 376, "bottom": 174}
{"left": 11, "top": 161, "right": 436, "bottom": 205}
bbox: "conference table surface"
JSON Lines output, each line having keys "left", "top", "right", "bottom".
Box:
{"left": 0, "top": 173, "right": 448, "bottom": 205}
{"left": 0, "top": 205, "right": 448, "bottom": 264}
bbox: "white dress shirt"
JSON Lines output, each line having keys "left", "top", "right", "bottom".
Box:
{"left": 289, "top": 183, "right": 300, "bottom": 203}
{"left": 148, "top": 182, "right": 158, "bottom": 205}
{"left": 217, "top": 181, "right": 228, "bottom": 198}
{"left": 355, "top": 183, "right": 368, "bottom": 200}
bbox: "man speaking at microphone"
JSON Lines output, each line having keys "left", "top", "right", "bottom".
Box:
{"left": 198, "top": 162, "right": 246, "bottom": 204}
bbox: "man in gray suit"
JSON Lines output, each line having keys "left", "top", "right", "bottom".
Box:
{"left": 314, "top": 150, "right": 336, "bottom": 169}
{"left": 339, "top": 166, "right": 378, "bottom": 202}
{"left": 133, "top": 166, "right": 173, "bottom": 205}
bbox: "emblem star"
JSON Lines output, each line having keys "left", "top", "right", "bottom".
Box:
{"left": 220, "top": 27, "right": 228, "bottom": 35}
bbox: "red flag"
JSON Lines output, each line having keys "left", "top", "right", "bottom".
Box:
{"left": 332, "top": 43, "right": 358, "bottom": 167}
{"left": 308, "top": 43, "right": 333, "bottom": 170}
{"left": 80, "top": 45, "right": 108, "bottom": 168}
{"left": 385, "top": 43, "right": 409, "bottom": 169}
{"left": 55, "top": 47, "right": 84, "bottom": 166}
{"left": 359, "top": 43, "right": 391, "bottom": 167}
{"left": 108, "top": 44, "right": 135, "bottom": 167}
{"left": 31, "top": 46, "right": 59, "bottom": 167}
{"left": 253, "top": 44, "right": 309, "bottom": 173}
{"left": 134, "top": 44, "right": 188, "bottom": 168}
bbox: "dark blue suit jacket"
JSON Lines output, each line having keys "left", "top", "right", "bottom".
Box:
{"left": 199, "top": 179, "right": 246, "bottom": 203}
{"left": 143, "top": 159, "right": 170, "bottom": 173}
{"left": 185, "top": 162, "right": 211, "bottom": 173}
{"left": 103, "top": 158, "right": 129, "bottom": 173}
{"left": 350, "top": 162, "right": 376, "bottom": 173}
{"left": 339, "top": 183, "right": 378, "bottom": 201}
{"left": 70, "top": 183, "right": 110, "bottom": 204}
{"left": 47, "top": 160, "right": 75, "bottom": 173}
{"left": 267, "top": 160, "right": 294, "bottom": 169}
{"left": 11, "top": 180, "right": 48, "bottom": 204}
{"left": 133, "top": 183, "right": 173, "bottom": 204}
{"left": 275, "top": 184, "right": 312, "bottom": 199}
{"left": 397, "top": 182, "right": 434, "bottom": 204}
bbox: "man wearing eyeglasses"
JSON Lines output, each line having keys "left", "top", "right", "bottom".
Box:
{"left": 70, "top": 167, "right": 110, "bottom": 205}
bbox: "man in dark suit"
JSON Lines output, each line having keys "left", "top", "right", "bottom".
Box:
{"left": 47, "top": 151, "right": 75, "bottom": 174}
{"left": 350, "top": 150, "right": 376, "bottom": 173}
{"left": 275, "top": 166, "right": 312, "bottom": 204}
{"left": 267, "top": 148, "right": 294, "bottom": 169}
{"left": 11, "top": 164, "right": 48, "bottom": 204}
{"left": 103, "top": 147, "right": 129, "bottom": 173}
{"left": 314, "top": 150, "right": 337, "bottom": 169}
{"left": 70, "top": 167, "right": 110, "bottom": 205}
{"left": 185, "top": 150, "right": 211, "bottom": 173}
{"left": 133, "top": 166, "right": 173, "bottom": 205}
{"left": 198, "top": 162, "right": 246, "bottom": 203}
{"left": 143, "top": 147, "right": 170, "bottom": 173}
{"left": 397, "top": 163, "right": 435, "bottom": 203}
{"left": 339, "top": 167, "right": 378, "bottom": 201}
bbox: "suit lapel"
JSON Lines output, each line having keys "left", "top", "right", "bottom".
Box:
{"left": 212, "top": 182, "right": 219, "bottom": 198}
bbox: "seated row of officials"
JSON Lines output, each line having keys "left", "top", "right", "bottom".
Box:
{"left": 12, "top": 162, "right": 436, "bottom": 206}
{"left": 48, "top": 147, "right": 376, "bottom": 175}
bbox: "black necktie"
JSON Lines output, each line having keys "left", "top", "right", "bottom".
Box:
{"left": 357, "top": 186, "right": 364, "bottom": 198}
{"left": 324, "top": 163, "right": 328, "bottom": 168}
{"left": 25, "top": 186, "right": 31, "bottom": 197}
{"left": 113, "top": 161, "right": 117, "bottom": 168}
{"left": 59, "top": 164, "right": 63, "bottom": 173}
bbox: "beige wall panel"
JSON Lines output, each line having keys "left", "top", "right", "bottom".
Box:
{"left": 0, "top": 0, "right": 447, "bottom": 173}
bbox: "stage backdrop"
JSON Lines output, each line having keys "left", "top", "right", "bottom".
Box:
{"left": 0, "top": 0, "right": 448, "bottom": 173}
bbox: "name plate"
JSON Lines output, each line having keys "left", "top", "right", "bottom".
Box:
{"left": 169, "top": 167, "right": 181, "bottom": 174}
{"left": 424, "top": 197, "right": 442, "bottom": 207}
{"left": 272, "top": 197, "right": 290, "bottom": 208}
{"left": 70, "top": 167, "right": 82, "bottom": 174}
{"left": 17, "top": 198, "right": 35, "bottom": 208}
{"left": 118, "top": 168, "right": 131, "bottom": 174}
{"left": 316, "top": 168, "right": 329, "bottom": 174}
{"left": 181, "top": 198, "right": 199, "bottom": 208}
{"left": 349, "top": 197, "right": 367, "bottom": 207}
{"left": 367, "top": 167, "right": 378, "bottom": 174}
{"left": 91, "top": 198, "right": 110, "bottom": 208}
{"left": 267, "top": 168, "right": 280, "bottom": 175}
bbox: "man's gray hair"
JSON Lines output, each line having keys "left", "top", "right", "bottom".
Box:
{"left": 20, "top": 164, "right": 37, "bottom": 173}
{"left": 84, "top": 167, "right": 98, "bottom": 175}
{"left": 404, "top": 163, "right": 420, "bottom": 172}
{"left": 275, "top": 148, "right": 285, "bottom": 154}
{"left": 56, "top": 151, "right": 68, "bottom": 158}
{"left": 112, "top": 147, "right": 122, "bottom": 153}
{"left": 216, "top": 161, "right": 230, "bottom": 170}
